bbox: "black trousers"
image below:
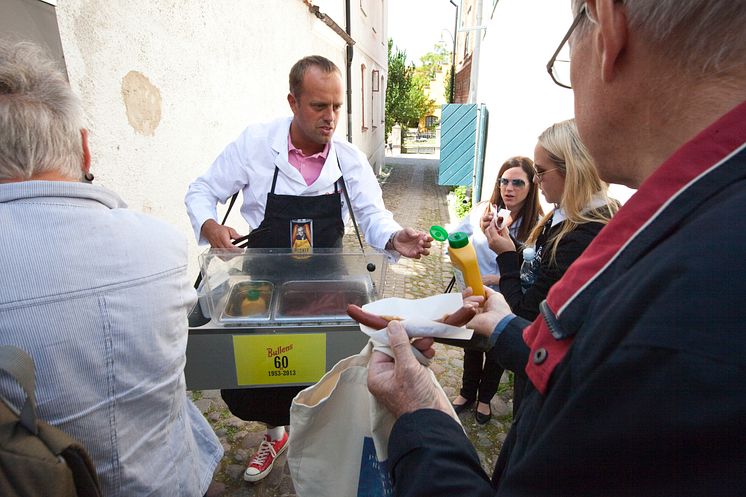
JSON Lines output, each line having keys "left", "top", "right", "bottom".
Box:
{"left": 460, "top": 348, "right": 504, "bottom": 404}
{"left": 220, "top": 386, "right": 303, "bottom": 427}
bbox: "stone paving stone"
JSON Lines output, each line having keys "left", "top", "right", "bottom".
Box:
{"left": 191, "top": 155, "right": 512, "bottom": 496}
{"left": 194, "top": 398, "right": 214, "bottom": 413}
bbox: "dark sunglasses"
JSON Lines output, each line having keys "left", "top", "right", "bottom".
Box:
{"left": 498, "top": 178, "right": 526, "bottom": 187}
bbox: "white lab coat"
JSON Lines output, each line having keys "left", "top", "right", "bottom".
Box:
{"left": 185, "top": 117, "right": 401, "bottom": 251}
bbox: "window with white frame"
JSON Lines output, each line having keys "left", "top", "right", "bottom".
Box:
{"left": 371, "top": 69, "right": 379, "bottom": 128}
{"left": 380, "top": 75, "right": 385, "bottom": 124}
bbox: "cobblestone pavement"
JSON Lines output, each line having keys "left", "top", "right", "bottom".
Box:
{"left": 189, "top": 154, "right": 512, "bottom": 496}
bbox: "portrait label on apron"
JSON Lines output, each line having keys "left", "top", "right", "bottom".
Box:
{"left": 291, "top": 218, "right": 313, "bottom": 253}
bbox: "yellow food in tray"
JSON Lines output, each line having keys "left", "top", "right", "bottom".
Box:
{"left": 223, "top": 281, "right": 273, "bottom": 319}
{"left": 240, "top": 290, "right": 267, "bottom": 316}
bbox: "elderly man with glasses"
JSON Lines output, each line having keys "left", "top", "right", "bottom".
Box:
{"left": 366, "top": 1, "right": 746, "bottom": 495}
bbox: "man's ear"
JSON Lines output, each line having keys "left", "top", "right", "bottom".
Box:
{"left": 81, "top": 129, "right": 91, "bottom": 173}
{"left": 287, "top": 92, "right": 298, "bottom": 114}
{"left": 591, "top": 0, "right": 628, "bottom": 83}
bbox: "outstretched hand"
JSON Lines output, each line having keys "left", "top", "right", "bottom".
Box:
{"left": 392, "top": 227, "right": 433, "bottom": 259}
{"left": 367, "top": 321, "right": 450, "bottom": 418}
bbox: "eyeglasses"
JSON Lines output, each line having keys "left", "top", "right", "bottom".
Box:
{"left": 546, "top": 3, "right": 588, "bottom": 89}
{"left": 534, "top": 168, "right": 559, "bottom": 181}
{"left": 498, "top": 178, "right": 526, "bottom": 188}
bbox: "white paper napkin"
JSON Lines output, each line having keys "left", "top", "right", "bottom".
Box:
{"left": 357, "top": 293, "right": 474, "bottom": 345}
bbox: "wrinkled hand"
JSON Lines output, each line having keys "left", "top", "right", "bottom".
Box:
{"left": 367, "top": 321, "right": 451, "bottom": 418}
{"left": 485, "top": 221, "right": 516, "bottom": 255}
{"left": 201, "top": 219, "right": 242, "bottom": 249}
{"left": 463, "top": 286, "right": 514, "bottom": 337}
{"left": 392, "top": 227, "right": 432, "bottom": 259}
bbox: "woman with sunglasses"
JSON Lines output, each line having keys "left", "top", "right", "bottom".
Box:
{"left": 450, "top": 156, "right": 543, "bottom": 424}
{"left": 485, "top": 119, "right": 618, "bottom": 414}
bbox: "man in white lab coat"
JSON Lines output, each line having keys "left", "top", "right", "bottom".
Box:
{"left": 184, "top": 55, "right": 431, "bottom": 483}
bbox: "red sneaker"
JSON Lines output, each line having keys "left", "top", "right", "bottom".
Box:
{"left": 243, "top": 432, "right": 289, "bottom": 482}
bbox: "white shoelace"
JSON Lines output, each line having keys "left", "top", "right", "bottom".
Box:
{"left": 250, "top": 439, "right": 277, "bottom": 467}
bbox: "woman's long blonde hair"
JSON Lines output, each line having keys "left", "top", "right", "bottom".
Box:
{"left": 525, "top": 119, "right": 618, "bottom": 264}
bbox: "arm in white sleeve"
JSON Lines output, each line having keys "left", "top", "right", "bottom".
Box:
{"left": 184, "top": 130, "right": 252, "bottom": 244}
{"left": 341, "top": 148, "right": 402, "bottom": 252}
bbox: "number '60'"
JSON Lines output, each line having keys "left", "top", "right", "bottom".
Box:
{"left": 274, "top": 356, "right": 289, "bottom": 369}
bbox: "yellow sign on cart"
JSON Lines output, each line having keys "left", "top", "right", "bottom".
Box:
{"left": 232, "top": 333, "right": 327, "bottom": 386}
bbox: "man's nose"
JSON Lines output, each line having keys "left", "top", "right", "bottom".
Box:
{"left": 322, "top": 106, "right": 334, "bottom": 121}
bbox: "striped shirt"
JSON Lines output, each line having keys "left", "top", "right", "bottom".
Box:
{"left": 0, "top": 180, "right": 222, "bottom": 496}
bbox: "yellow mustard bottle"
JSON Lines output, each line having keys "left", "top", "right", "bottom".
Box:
{"left": 446, "top": 231, "right": 485, "bottom": 297}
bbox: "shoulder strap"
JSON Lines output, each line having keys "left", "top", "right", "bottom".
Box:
{"left": 0, "top": 345, "right": 38, "bottom": 434}
{"left": 270, "top": 166, "right": 280, "bottom": 194}
{"left": 336, "top": 156, "right": 366, "bottom": 255}
{"left": 221, "top": 191, "right": 239, "bottom": 226}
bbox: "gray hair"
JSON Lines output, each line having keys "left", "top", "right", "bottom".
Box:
{"left": 572, "top": 1, "right": 746, "bottom": 77}
{"left": 0, "top": 39, "right": 84, "bottom": 181}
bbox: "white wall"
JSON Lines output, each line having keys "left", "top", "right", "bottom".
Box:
{"left": 474, "top": 0, "right": 634, "bottom": 210}
{"left": 350, "top": 0, "right": 387, "bottom": 173}
{"left": 54, "top": 0, "right": 384, "bottom": 278}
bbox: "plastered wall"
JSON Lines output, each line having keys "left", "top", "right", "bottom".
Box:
{"left": 349, "top": 0, "right": 387, "bottom": 174}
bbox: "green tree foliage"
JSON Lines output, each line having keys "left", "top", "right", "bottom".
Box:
{"left": 385, "top": 39, "right": 432, "bottom": 139}
{"left": 418, "top": 41, "right": 451, "bottom": 80}
{"left": 453, "top": 185, "right": 472, "bottom": 219}
{"left": 417, "top": 41, "right": 453, "bottom": 103}
{"left": 444, "top": 65, "right": 453, "bottom": 104}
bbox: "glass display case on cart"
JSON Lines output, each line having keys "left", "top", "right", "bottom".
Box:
{"left": 185, "top": 248, "right": 387, "bottom": 390}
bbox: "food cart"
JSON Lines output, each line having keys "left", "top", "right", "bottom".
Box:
{"left": 185, "top": 248, "right": 386, "bottom": 390}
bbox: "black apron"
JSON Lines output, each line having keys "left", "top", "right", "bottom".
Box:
{"left": 221, "top": 165, "right": 346, "bottom": 426}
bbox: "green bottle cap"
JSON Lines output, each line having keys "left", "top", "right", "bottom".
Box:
{"left": 246, "top": 289, "right": 260, "bottom": 301}
{"left": 430, "top": 225, "right": 449, "bottom": 242}
{"left": 448, "top": 231, "right": 469, "bottom": 249}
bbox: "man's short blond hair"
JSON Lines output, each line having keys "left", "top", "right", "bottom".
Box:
{"left": 288, "top": 55, "right": 342, "bottom": 98}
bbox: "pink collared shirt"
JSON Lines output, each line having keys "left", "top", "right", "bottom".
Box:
{"left": 288, "top": 135, "right": 329, "bottom": 186}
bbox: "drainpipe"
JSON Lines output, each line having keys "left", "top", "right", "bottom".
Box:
{"left": 449, "top": 0, "right": 458, "bottom": 103}
{"left": 467, "top": 0, "right": 483, "bottom": 104}
{"left": 303, "top": 0, "right": 355, "bottom": 143}
{"left": 345, "top": 0, "right": 353, "bottom": 143}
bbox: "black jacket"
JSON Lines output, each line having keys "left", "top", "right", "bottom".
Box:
{"left": 498, "top": 217, "right": 606, "bottom": 321}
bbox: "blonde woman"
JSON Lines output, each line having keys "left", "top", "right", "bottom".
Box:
{"left": 485, "top": 118, "right": 618, "bottom": 413}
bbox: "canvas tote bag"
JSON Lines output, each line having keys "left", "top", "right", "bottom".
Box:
{"left": 288, "top": 340, "right": 460, "bottom": 497}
